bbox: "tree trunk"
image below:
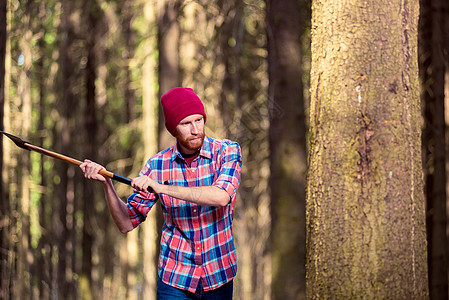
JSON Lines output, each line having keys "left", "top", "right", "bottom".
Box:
{"left": 80, "top": 0, "right": 98, "bottom": 297}
{"left": 122, "top": 1, "right": 139, "bottom": 298}
{"left": 420, "top": 0, "right": 448, "bottom": 298}
{"left": 35, "top": 11, "right": 51, "bottom": 297}
{"left": 0, "top": 0, "right": 5, "bottom": 198}
{"left": 16, "top": 6, "right": 33, "bottom": 297}
{"left": 307, "top": 0, "right": 428, "bottom": 298}
{"left": 142, "top": 1, "right": 159, "bottom": 298}
{"left": 267, "top": 0, "right": 307, "bottom": 299}
{"left": 0, "top": 0, "right": 6, "bottom": 296}
{"left": 157, "top": 0, "right": 180, "bottom": 150}
{"left": 58, "top": 0, "right": 75, "bottom": 297}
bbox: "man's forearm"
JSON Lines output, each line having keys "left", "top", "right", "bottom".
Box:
{"left": 102, "top": 178, "right": 134, "bottom": 233}
{"left": 158, "top": 184, "right": 230, "bottom": 207}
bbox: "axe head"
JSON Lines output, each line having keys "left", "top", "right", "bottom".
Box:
{"left": 0, "top": 131, "right": 31, "bottom": 151}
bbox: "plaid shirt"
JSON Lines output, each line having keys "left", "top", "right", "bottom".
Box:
{"left": 127, "top": 137, "right": 242, "bottom": 293}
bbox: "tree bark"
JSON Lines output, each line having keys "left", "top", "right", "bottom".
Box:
{"left": 16, "top": 5, "right": 33, "bottom": 297}
{"left": 142, "top": 1, "right": 159, "bottom": 299}
{"left": 157, "top": 0, "right": 180, "bottom": 150}
{"left": 0, "top": 1, "right": 6, "bottom": 296}
{"left": 58, "top": 0, "right": 75, "bottom": 297}
{"left": 80, "top": 0, "right": 99, "bottom": 297}
{"left": 0, "top": 0, "right": 5, "bottom": 198}
{"left": 267, "top": 0, "right": 307, "bottom": 299}
{"left": 307, "top": 0, "right": 428, "bottom": 298}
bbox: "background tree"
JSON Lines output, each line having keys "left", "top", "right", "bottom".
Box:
{"left": 57, "top": 0, "right": 78, "bottom": 297}
{"left": 0, "top": 0, "right": 7, "bottom": 298}
{"left": 420, "top": 0, "right": 449, "bottom": 298}
{"left": 157, "top": 0, "right": 180, "bottom": 150}
{"left": 80, "top": 0, "right": 101, "bottom": 296}
{"left": 307, "top": 0, "right": 428, "bottom": 298}
{"left": 267, "top": 0, "right": 308, "bottom": 299}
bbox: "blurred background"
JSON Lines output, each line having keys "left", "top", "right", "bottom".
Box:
{"left": 0, "top": 0, "right": 447, "bottom": 299}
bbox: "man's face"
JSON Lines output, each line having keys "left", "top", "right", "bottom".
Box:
{"left": 174, "top": 114, "right": 205, "bottom": 154}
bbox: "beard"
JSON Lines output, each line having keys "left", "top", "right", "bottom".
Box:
{"left": 175, "top": 131, "right": 205, "bottom": 152}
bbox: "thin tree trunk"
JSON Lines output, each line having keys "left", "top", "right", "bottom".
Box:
{"left": 58, "top": 0, "right": 75, "bottom": 297}
{"left": 0, "top": 0, "right": 6, "bottom": 296}
{"left": 267, "top": 0, "right": 307, "bottom": 299}
{"left": 157, "top": 0, "right": 180, "bottom": 150}
{"left": 16, "top": 5, "right": 33, "bottom": 297}
{"left": 0, "top": 0, "right": 8, "bottom": 298}
{"left": 442, "top": 1, "right": 449, "bottom": 294}
{"left": 420, "top": 0, "right": 448, "bottom": 298}
{"left": 122, "top": 1, "right": 139, "bottom": 298}
{"left": 0, "top": 0, "right": 5, "bottom": 199}
{"left": 142, "top": 1, "right": 159, "bottom": 298}
{"left": 307, "top": 0, "right": 428, "bottom": 298}
{"left": 80, "top": 0, "right": 98, "bottom": 297}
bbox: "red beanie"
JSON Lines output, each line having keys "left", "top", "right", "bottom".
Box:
{"left": 161, "top": 87, "right": 207, "bottom": 135}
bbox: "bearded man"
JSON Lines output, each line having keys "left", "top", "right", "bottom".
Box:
{"left": 80, "top": 87, "right": 242, "bottom": 299}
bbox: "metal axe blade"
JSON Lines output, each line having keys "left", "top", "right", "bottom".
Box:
{"left": 0, "top": 131, "right": 31, "bottom": 151}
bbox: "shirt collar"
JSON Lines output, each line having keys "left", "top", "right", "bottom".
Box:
{"left": 170, "top": 136, "right": 213, "bottom": 161}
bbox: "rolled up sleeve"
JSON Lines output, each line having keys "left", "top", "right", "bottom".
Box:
{"left": 212, "top": 142, "right": 242, "bottom": 199}
{"left": 127, "top": 163, "right": 159, "bottom": 228}
{"left": 127, "top": 191, "right": 158, "bottom": 228}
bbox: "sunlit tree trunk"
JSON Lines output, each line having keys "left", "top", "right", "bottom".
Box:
{"left": 0, "top": 0, "right": 8, "bottom": 298}
{"left": 420, "top": 0, "right": 448, "bottom": 298}
{"left": 0, "top": 0, "right": 6, "bottom": 296}
{"left": 0, "top": 0, "right": 5, "bottom": 202}
{"left": 267, "top": 0, "right": 307, "bottom": 299}
{"left": 15, "top": 6, "right": 33, "bottom": 297}
{"left": 157, "top": 0, "right": 180, "bottom": 150}
{"left": 120, "top": 1, "right": 139, "bottom": 298}
{"left": 142, "top": 1, "right": 159, "bottom": 298}
{"left": 307, "top": 0, "right": 428, "bottom": 298}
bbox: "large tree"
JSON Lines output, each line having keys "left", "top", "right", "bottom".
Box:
{"left": 307, "top": 0, "right": 428, "bottom": 298}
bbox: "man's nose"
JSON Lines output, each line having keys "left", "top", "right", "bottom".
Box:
{"left": 191, "top": 123, "right": 199, "bottom": 134}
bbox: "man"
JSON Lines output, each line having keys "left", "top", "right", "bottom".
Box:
{"left": 80, "top": 87, "right": 242, "bottom": 299}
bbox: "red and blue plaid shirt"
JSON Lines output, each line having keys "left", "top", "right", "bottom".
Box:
{"left": 127, "top": 137, "right": 242, "bottom": 293}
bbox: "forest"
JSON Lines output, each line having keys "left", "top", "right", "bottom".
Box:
{"left": 0, "top": 0, "right": 448, "bottom": 299}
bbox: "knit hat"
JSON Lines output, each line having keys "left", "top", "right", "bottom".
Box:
{"left": 161, "top": 87, "right": 207, "bottom": 135}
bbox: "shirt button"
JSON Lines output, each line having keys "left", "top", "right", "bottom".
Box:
{"left": 197, "top": 247, "right": 200, "bottom": 251}
{"left": 193, "top": 209, "right": 197, "bottom": 213}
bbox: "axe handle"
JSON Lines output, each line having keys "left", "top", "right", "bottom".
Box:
{"left": 25, "top": 143, "right": 115, "bottom": 179}
{"left": 25, "top": 142, "right": 155, "bottom": 192}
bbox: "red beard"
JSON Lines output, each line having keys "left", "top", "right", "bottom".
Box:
{"left": 175, "top": 131, "right": 205, "bottom": 152}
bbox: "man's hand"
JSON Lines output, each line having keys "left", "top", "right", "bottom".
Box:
{"left": 80, "top": 159, "right": 108, "bottom": 183}
{"left": 131, "top": 175, "right": 161, "bottom": 193}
